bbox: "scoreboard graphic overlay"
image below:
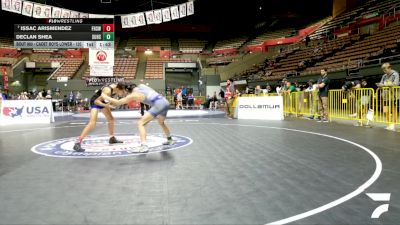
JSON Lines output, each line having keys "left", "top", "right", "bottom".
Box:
{"left": 14, "top": 19, "right": 114, "bottom": 49}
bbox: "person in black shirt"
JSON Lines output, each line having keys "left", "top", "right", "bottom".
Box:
{"left": 316, "top": 68, "right": 330, "bottom": 122}
{"left": 73, "top": 82, "right": 128, "bottom": 152}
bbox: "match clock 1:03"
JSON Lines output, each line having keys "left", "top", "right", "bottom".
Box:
{"left": 102, "top": 24, "right": 114, "bottom": 41}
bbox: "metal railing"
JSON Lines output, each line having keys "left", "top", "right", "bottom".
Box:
{"left": 241, "top": 88, "right": 399, "bottom": 127}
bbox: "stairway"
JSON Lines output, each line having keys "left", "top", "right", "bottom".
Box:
{"left": 72, "top": 52, "right": 89, "bottom": 79}
{"left": 135, "top": 59, "right": 146, "bottom": 80}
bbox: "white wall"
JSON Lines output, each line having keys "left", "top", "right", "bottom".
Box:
{"left": 206, "top": 85, "right": 221, "bottom": 97}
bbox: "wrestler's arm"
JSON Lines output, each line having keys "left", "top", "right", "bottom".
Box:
{"left": 94, "top": 87, "right": 111, "bottom": 107}
{"left": 102, "top": 92, "right": 142, "bottom": 106}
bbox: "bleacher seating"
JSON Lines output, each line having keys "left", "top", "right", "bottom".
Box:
{"left": 178, "top": 39, "right": 207, "bottom": 53}
{"left": 206, "top": 54, "right": 244, "bottom": 66}
{"left": 268, "top": 35, "right": 358, "bottom": 78}
{"left": 359, "top": 0, "right": 400, "bottom": 17}
{"left": 0, "top": 37, "right": 13, "bottom": 48}
{"left": 83, "top": 57, "right": 138, "bottom": 79}
{"left": 214, "top": 37, "right": 247, "bottom": 50}
{"left": 227, "top": 0, "right": 400, "bottom": 82}
{"left": 126, "top": 37, "right": 171, "bottom": 49}
{"left": 309, "top": 0, "right": 376, "bottom": 40}
{"left": 0, "top": 48, "right": 19, "bottom": 58}
{"left": 246, "top": 29, "right": 295, "bottom": 46}
{"left": 35, "top": 58, "right": 83, "bottom": 79}
{"left": 145, "top": 58, "right": 192, "bottom": 79}
{"left": 304, "top": 24, "right": 400, "bottom": 75}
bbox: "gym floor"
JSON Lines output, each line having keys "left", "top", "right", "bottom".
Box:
{"left": 0, "top": 110, "right": 399, "bottom": 225}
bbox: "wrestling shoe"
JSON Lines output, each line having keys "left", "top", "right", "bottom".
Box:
{"left": 162, "top": 139, "right": 175, "bottom": 145}
{"left": 137, "top": 145, "right": 149, "bottom": 153}
{"left": 109, "top": 136, "right": 123, "bottom": 144}
{"left": 73, "top": 143, "right": 85, "bottom": 152}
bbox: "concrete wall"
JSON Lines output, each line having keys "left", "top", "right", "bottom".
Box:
{"left": 333, "top": 0, "right": 359, "bottom": 17}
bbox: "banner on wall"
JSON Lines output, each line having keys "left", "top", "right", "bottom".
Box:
{"left": 90, "top": 65, "right": 114, "bottom": 77}
{"left": 85, "top": 76, "right": 125, "bottom": 86}
{"left": 51, "top": 6, "right": 61, "bottom": 18}
{"left": 187, "top": 1, "right": 194, "bottom": 16}
{"left": 79, "top": 12, "right": 88, "bottom": 18}
{"left": 89, "top": 13, "right": 114, "bottom": 18}
{"left": 162, "top": 7, "right": 171, "bottom": 22}
{"left": 10, "top": 0, "right": 22, "bottom": 13}
{"left": 2, "top": 0, "right": 190, "bottom": 26}
{"left": 89, "top": 49, "right": 114, "bottom": 66}
{"left": 136, "top": 12, "right": 146, "bottom": 26}
{"left": 145, "top": 10, "right": 155, "bottom": 24}
{"left": 153, "top": 9, "right": 162, "bottom": 24}
{"left": 237, "top": 96, "right": 284, "bottom": 120}
{"left": 70, "top": 10, "right": 79, "bottom": 18}
{"left": 32, "top": 3, "right": 49, "bottom": 18}
{"left": 0, "top": 100, "right": 54, "bottom": 125}
{"left": 179, "top": 3, "right": 186, "bottom": 17}
{"left": 21, "top": 0, "right": 32, "bottom": 17}
{"left": 170, "top": 5, "right": 179, "bottom": 20}
{"left": 61, "top": 8, "right": 71, "bottom": 18}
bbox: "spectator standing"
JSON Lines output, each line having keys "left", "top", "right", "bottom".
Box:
{"left": 68, "top": 91, "right": 75, "bottom": 111}
{"left": 35, "top": 91, "right": 45, "bottom": 100}
{"left": 75, "top": 91, "right": 82, "bottom": 106}
{"left": 285, "top": 81, "right": 297, "bottom": 93}
{"left": 225, "top": 79, "right": 235, "bottom": 119}
{"left": 342, "top": 79, "right": 370, "bottom": 127}
{"left": 377, "top": 63, "right": 399, "bottom": 131}
{"left": 254, "top": 85, "right": 262, "bottom": 95}
{"left": 317, "top": 68, "right": 330, "bottom": 122}
{"left": 186, "top": 93, "right": 194, "bottom": 109}
{"left": 305, "top": 79, "right": 318, "bottom": 120}
{"left": 176, "top": 90, "right": 183, "bottom": 110}
{"left": 0, "top": 89, "right": 4, "bottom": 109}
{"left": 219, "top": 89, "right": 225, "bottom": 99}
{"left": 181, "top": 86, "right": 187, "bottom": 97}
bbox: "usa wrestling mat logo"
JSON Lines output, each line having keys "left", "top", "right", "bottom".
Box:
{"left": 31, "top": 134, "right": 192, "bottom": 158}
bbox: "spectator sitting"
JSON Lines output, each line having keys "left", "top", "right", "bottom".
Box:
{"left": 209, "top": 92, "right": 218, "bottom": 110}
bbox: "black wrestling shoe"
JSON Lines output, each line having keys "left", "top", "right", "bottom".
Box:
{"left": 73, "top": 143, "right": 85, "bottom": 152}
{"left": 109, "top": 136, "right": 123, "bottom": 144}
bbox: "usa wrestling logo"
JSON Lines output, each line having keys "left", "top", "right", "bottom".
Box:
{"left": 31, "top": 133, "right": 192, "bottom": 158}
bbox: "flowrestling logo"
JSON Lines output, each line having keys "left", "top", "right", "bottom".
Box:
{"left": 31, "top": 133, "right": 192, "bottom": 158}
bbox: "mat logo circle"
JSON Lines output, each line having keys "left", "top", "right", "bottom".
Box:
{"left": 31, "top": 134, "right": 192, "bottom": 158}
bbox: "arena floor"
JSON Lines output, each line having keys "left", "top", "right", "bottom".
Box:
{"left": 0, "top": 110, "right": 399, "bottom": 225}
